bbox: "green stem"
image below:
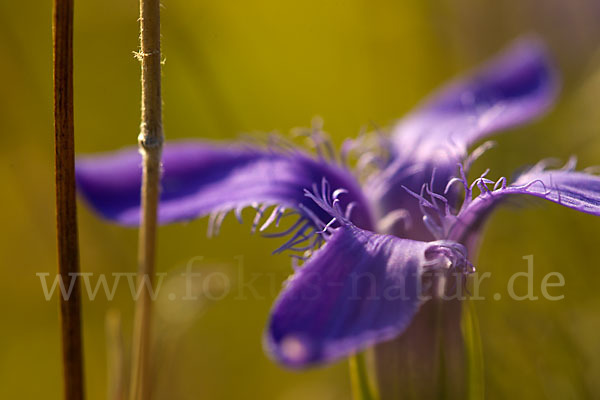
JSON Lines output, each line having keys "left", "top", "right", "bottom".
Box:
{"left": 106, "top": 310, "right": 126, "bottom": 400}
{"left": 349, "top": 353, "right": 378, "bottom": 400}
{"left": 461, "top": 298, "right": 485, "bottom": 400}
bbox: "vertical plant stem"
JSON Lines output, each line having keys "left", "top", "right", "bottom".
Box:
{"left": 53, "top": 0, "right": 86, "bottom": 399}
{"left": 461, "top": 298, "right": 485, "bottom": 400}
{"left": 349, "top": 353, "right": 378, "bottom": 400}
{"left": 106, "top": 310, "right": 126, "bottom": 400}
{"left": 129, "top": 0, "right": 164, "bottom": 399}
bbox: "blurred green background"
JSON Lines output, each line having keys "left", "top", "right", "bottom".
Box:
{"left": 2, "top": 0, "right": 600, "bottom": 399}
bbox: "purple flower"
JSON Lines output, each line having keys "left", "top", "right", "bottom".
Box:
{"left": 76, "top": 38, "right": 600, "bottom": 368}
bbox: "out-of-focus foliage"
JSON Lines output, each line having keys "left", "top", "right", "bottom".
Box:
{"left": 1, "top": 1, "right": 600, "bottom": 399}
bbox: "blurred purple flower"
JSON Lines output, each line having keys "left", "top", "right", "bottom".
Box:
{"left": 76, "top": 38, "right": 600, "bottom": 368}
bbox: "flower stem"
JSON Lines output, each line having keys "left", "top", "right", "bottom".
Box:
{"left": 461, "top": 298, "right": 485, "bottom": 400}
{"left": 349, "top": 353, "right": 378, "bottom": 400}
{"left": 53, "top": 0, "right": 86, "bottom": 398}
{"left": 129, "top": 0, "right": 164, "bottom": 399}
{"left": 106, "top": 310, "right": 126, "bottom": 400}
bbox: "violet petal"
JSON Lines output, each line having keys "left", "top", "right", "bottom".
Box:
{"left": 265, "top": 223, "right": 469, "bottom": 367}
{"left": 76, "top": 141, "right": 373, "bottom": 230}
{"left": 448, "top": 167, "right": 600, "bottom": 244}
{"left": 366, "top": 38, "right": 559, "bottom": 239}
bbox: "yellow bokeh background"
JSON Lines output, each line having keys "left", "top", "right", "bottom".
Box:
{"left": 2, "top": 1, "right": 600, "bottom": 399}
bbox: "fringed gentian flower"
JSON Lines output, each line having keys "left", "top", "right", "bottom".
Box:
{"left": 76, "top": 38, "right": 600, "bottom": 383}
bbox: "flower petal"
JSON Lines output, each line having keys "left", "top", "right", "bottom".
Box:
{"left": 392, "top": 38, "right": 558, "bottom": 163}
{"left": 265, "top": 224, "right": 469, "bottom": 367}
{"left": 76, "top": 141, "right": 373, "bottom": 231}
{"left": 447, "top": 167, "right": 600, "bottom": 244}
{"left": 366, "top": 38, "right": 558, "bottom": 239}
